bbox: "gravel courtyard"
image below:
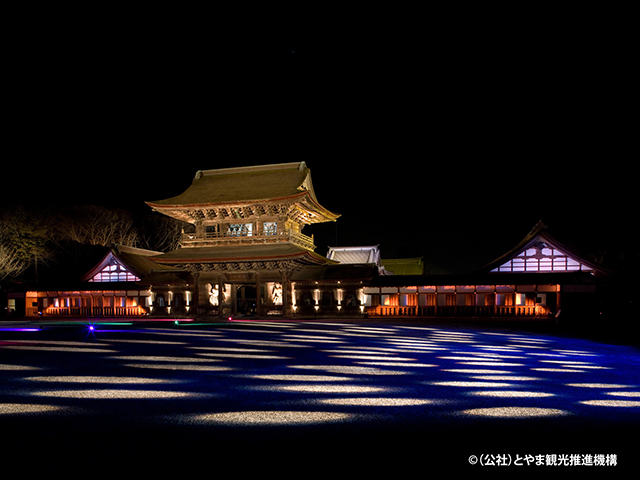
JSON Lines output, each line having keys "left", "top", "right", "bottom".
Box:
{"left": 1, "top": 320, "right": 639, "bottom": 473}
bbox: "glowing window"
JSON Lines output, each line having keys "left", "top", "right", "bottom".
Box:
{"left": 381, "top": 294, "right": 398, "bottom": 306}
{"left": 492, "top": 244, "right": 593, "bottom": 273}
{"left": 89, "top": 259, "right": 140, "bottom": 282}
{"left": 399, "top": 294, "right": 417, "bottom": 307}
{"left": 263, "top": 222, "right": 277, "bottom": 235}
{"left": 228, "top": 223, "right": 253, "bottom": 237}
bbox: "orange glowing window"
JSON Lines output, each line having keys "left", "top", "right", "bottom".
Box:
{"left": 381, "top": 294, "right": 398, "bottom": 306}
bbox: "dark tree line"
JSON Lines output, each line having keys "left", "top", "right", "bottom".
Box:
{"left": 0, "top": 205, "right": 185, "bottom": 284}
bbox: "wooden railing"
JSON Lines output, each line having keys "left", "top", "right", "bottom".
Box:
{"left": 43, "top": 306, "right": 147, "bottom": 317}
{"left": 366, "top": 305, "right": 548, "bottom": 318}
{"left": 181, "top": 228, "right": 315, "bottom": 251}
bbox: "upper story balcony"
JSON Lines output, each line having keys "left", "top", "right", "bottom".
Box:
{"left": 180, "top": 226, "right": 315, "bottom": 251}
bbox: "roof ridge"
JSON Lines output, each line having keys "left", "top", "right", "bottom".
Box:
{"left": 114, "top": 244, "right": 164, "bottom": 256}
{"left": 196, "top": 162, "right": 306, "bottom": 178}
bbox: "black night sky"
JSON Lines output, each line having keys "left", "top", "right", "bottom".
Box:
{"left": 3, "top": 12, "right": 635, "bottom": 274}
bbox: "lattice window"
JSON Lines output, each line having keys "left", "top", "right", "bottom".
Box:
{"left": 492, "top": 242, "right": 593, "bottom": 273}
{"left": 89, "top": 259, "right": 140, "bottom": 282}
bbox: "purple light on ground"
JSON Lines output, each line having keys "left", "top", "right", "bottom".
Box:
{"left": 0, "top": 328, "right": 41, "bottom": 332}
{"left": 135, "top": 318, "right": 194, "bottom": 322}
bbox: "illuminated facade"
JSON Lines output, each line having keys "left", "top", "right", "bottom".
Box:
{"left": 362, "top": 222, "right": 609, "bottom": 319}
{"left": 6, "top": 162, "right": 609, "bottom": 321}
{"left": 12, "top": 246, "right": 167, "bottom": 318}
{"left": 146, "top": 162, "right": 340, "bottom": 318}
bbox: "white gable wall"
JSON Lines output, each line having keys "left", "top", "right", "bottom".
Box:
{"left": 86, "top": 252, "right": 140, "bottom": 282}
{"left": 491, "top": 243, "right": 594, "bottom": 273}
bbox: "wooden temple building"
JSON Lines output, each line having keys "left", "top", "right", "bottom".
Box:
{"left": 144, "top": 162, "right": 340, "bottom": 318}
{"left": 5, "top": 162, "right": 611, "bottom": 322}
{"left": 365, "top": 222, "right": 609, "bottom": 319}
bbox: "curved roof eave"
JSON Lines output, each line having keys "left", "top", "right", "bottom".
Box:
{"left": 151, "top": 246, "right": 338, "bottom": 266}
{"left": 147, "top": 190, "right": 340, "bottom": 224}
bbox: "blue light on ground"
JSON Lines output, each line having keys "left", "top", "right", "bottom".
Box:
{"left": 1, "top": 320, "right": 639, "bottom": 473}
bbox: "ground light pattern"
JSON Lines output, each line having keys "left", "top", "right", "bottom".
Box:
{"left": 1, "top": 321, "right": 639, "bottom": 474}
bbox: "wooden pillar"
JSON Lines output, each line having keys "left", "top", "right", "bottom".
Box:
{"left": 281, "top": 269, "right": 293, "bottom": 317}
{"left": 556, "top": 284, "right": 562, "bottom": 323}
{"left": 195, "top": 220, "right": 204, "bottom": 239}
{"left": 474, "top": 286, "right": 477, "bottom": 317}
{"left": 255, "top": 272, "right": 262, "bottom": 316}
{"left": 230, "top": 283, "right": 237, "bottom": 317}
{"left": 454, "top": 290, "right": 457, "bottom": 317}
{"left": 556, "top": 284, "right": 562, "bottom": 310}
{"left": 218, "top": 281, "right": 226, "bottom": 319}
{"left": 493, "top": 286, "right": 497, "bottom": 317}
{"left": 435, "top": 291, "right": 438, "bottom": 317}
{"left": 193, "top": 272, "right": 200, "bottom": 315}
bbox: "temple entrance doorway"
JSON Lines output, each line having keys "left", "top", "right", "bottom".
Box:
{"left": 236, "top": 285, "right": 257, "bottom": 315}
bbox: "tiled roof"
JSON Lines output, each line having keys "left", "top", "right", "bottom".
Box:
{"left": 151, "top": 244, "right": 336, "bottom": 266}
{"left": 326, "top": 246, "right": 381, "bottom": 265}
{"left": 148, "top": 162, "right": 315, "bottom": 206}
